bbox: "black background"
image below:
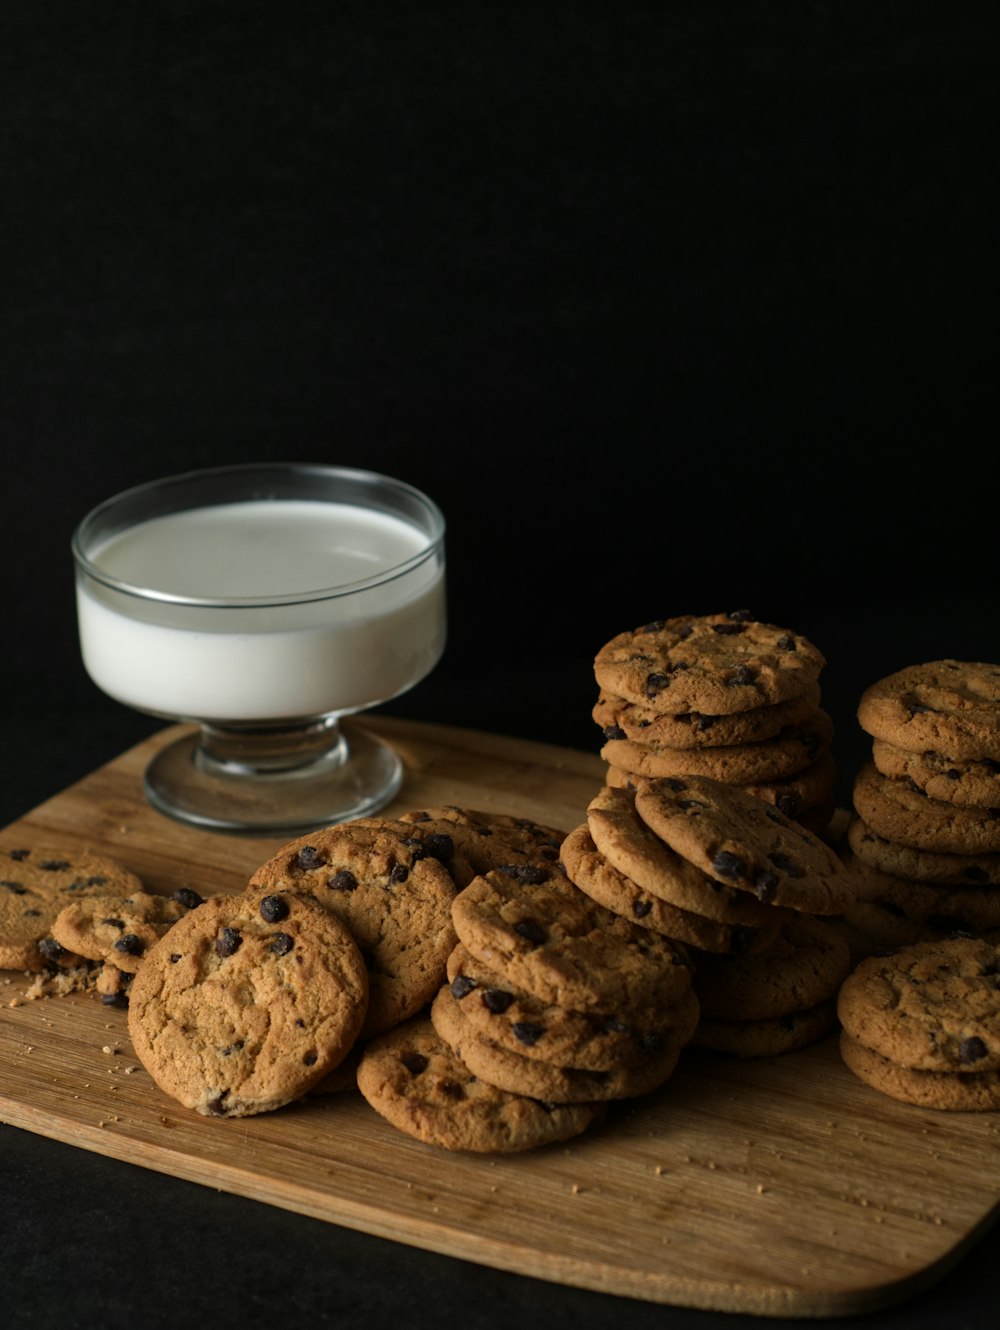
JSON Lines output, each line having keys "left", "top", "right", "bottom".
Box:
{"left": 1, "top": 5, "right": 998, "bottom": 1328}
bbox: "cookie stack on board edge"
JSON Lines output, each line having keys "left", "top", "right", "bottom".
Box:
{"left": 837, "top": 934, "right": 1000, "bottom": 1111}
{"left": 593, "top": 610, "right": 837, "bottom": 837}
{"left": 567, "top": 774, "right": 857, "bottom": 1057}
{"left": 840, "top": 660, "right": 1000, "bottom": 957}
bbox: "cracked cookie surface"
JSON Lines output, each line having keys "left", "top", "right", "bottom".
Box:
{"left": 127, "top": 890, "right": 368, "bottom": 1117}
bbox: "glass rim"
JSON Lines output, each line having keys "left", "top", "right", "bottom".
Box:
{"left": 71, "top": 461, "right": 446, "bottom": 609}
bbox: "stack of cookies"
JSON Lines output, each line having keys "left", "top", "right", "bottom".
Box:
{"left": 592, "top": 610, "right": 837, "bottom": 836}
{"left": 841, "top": 660, "right": 1000, "bottom": 955}
{"left": 567, "top": 773, "right": 857, "bottom": 1057}
{"left": 837, "top": 934, "right": 1000, "bottom": 1111}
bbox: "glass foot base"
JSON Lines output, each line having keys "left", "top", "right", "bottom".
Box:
{"left": 143, "top": 721, "right": 403, "bottom": 836}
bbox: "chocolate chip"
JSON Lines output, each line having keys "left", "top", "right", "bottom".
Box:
{"left": 327, "top": 869, "right": 357, "bottom": 892}
{"left": 498, "top": 864, "right": 549, "bottom": 884}
{"left": 482, "top": 988, "right": 513, "bottom": 1014}
{"left": 37, "top": 937, "right": 65, "bottom": 961}
{"left": 401, "top": 1051, "right": 428, "bottom": 1075}
{"left": 712, "top": 850, "right": 744, "bottom": 879}
{"left": 220, "top": 1040, "right": 244, "bottom": 1056}
{"left": 172, "top": 887, "right": 204, "bottom": 909}
{"left": 38, "top": 859, "right": 69, "bottom": 871}
{"left": 513, "top": 1022, "right": 544, "bottom": 1046}
{"left": 728, "top": 665, "right": 757, "bottom": 686}
{"left": 114, "top": 933, "right": 144, "bottom": 956}
{"left": 169, "top": 953, "right": 182, "bottom": 963}
{"left": 303, "top": 1051, "right": 317, "bottom": 1066}
{"left": 514, "top": 918, "right": 547, "bottom": 946}
{"left": 769, "top": 853, "right": 804, "bottom": 877}
{"left": 439, "top": 1079, "right": 465, "bottom": 1099}
{"left": 712, "top": 622, "right": 746, "bottom": 636}
{"left": 216, "top": 927, "right": 242, "bottom": 957}
{"left": 8, "top": 849, "right": 29, "bottom": 861}
{"left": 422, "top": 833, "right": 454, "bottom": 862}
{"left": 1, "top": 879, "right": 27, "bottom": 895}
{"left": 645, "top": 672, "right": 671, "bottom": 696}
{"left": 86, "top": 876, "right": 109, "bottom": 887}
{"left": 642, "top": 1032, "right": 665, "bottom": 1054}
{"left": 603, "top": 725, "right": 627, "bottom": 741}
{"left": 259, "top": 894, "right": 289, "bottom": 922}
{"left": 207, "top": 1093, "right": 229, "bottom": 1115}
{"left": 270, "top": 932, "right": 294, "bottom": 956}
{"left": 754, "top": 871, "right": 779, "bottom": 902}
{"left": 960, "top": 1035, "right": 988, "bottom": 1064}
{"left": 776, "top": 633, "right": 796, "bottom": 651}
{"left": 775, "top": 795, "right": 799, "bottom": 817}
{"left": 633, "top": 899, "right": 652, "bottom": 918}
{"left": 388, "top": 863, "right": 410, "bottom": 884}
{"left": 450, "top": 975, "right": 476, "bottom": 999}
{"left": 100, "top": 992, "right": 129, "bottom": 1009}
{"left": 297, "top": 845, "right": 324, "bottom": 869}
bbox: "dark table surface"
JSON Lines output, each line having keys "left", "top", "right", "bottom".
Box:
{"left": 2, "top": 4, "right": 997, "bottom": 1326}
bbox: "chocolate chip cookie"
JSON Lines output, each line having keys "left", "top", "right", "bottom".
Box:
{"left": 593, "top": 682, "right": 823, "bottom": 748}
{"left": 633, "top": 775, "right": 859, "bottom": 915}
{"left": 50, "top": 889, "right": 199, "bottom": 974}
{"left": 0, "top": 844, "right": 143, "bottom": 972}
{"left": 593, "top": 610, "right": 826, "bottom": 715}
{"left": 356, "top": 1016, "right": 604, "bottom": 1152}
{"left": 857, "top": 660, "right": 1000, "bottom": 761}
{"left": 128, "top": 890, "right": 369, "bottom": 1117}
{"left": 852, "top": 762, "right": 1000, "bottom": 855}
{"left": 248, "top": 819, "right": 458, "bottom": 1038}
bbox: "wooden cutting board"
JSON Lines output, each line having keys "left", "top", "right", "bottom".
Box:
{"left": 1, "top": 717, "right": 998, "bottom": 1319}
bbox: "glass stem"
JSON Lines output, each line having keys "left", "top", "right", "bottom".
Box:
{"left": 195, "top": 717, "right": 347, "bottom": 777}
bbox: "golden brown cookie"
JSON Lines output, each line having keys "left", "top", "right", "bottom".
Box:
{"left": 692, "top": 1000, "right": 840, "bottom": 1058}
{"left": 248, "top": 819, "right": 458, "bottom": 1038}
{"left": 871, "top": 737, "right": 1000, "bottom": 808}
{"left": 50, "top": 889, "right": 198, "bottom": 974}
{"left": 0, "top": 844, "right": 143, "bottom": 972}
{"left": 852, "top": 762, "right": 1000, "bottom": 855}
{"left": 593, "top": 682, "right": 823, "bottom": 748}
{"left": 445, "top": 942, "right": 682, "bottom": 1071}
{"left": 840, "top": 1031, "right": 1000, "bottom": 1111}
{"left": 559, "top": 823, "right": 782, "bottom": 955}
{"left": 600, "top": 710, "right": 833, "bottom": 784}
{"left": 356, "top": 1016, "right": 604, "bottom": 1151}
{"left": 847, "top": 815, "right": 1000, "bottom": 886}
{"left": 836, "top": 935, "right": 1000, "bottom": 1074}
{"left": 857, "top": 660, "right": 1000, "bottom": 760}
{"left": 633, "top": 775, "right": 859, "bottom": 915}
{"left": 397, "top": 805, "right": 566, "bottom": 887}
{"left": 431, "top": 983, "right": 699, "bottom": 1103}
{"left": 450, "top": 863, "right": 693, "bottom": 1013}
{"left": 593, "top": 610, "right": 826, "bottom": 714}
{"left": 128, "top": 890, "right": 369, "bottom": 1117}
{"left": 586, "top": 785, "right": 780, "bottom": 927}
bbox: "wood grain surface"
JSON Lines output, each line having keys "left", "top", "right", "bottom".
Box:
{"left": 1, "top": 717, "right": 998, "bottom": 1318}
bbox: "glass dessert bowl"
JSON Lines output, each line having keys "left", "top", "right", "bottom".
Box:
{"left": 72, "top": 462, "right": 446, "bottom": 834}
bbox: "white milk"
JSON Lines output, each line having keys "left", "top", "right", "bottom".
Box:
{"left": 76, "top": 500, "right": 446, "bottom": 722}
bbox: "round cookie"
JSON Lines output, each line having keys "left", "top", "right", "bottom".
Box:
{"left": 559, "top": 823, "right": 782, "bottom": 955}
{"left": 247, "top": 820, "right": 458, "bottom": 1038}
{"left": 445, "top": 942, "right": 684, "bottom": 1071}
{"left": 0, "top": 844, "right": 143, "bottom": 972}
{"left": 593, "top": 610, "right": 826, "bottom": 715}
{"left": 586, "top": 785, "right": 780, "bottom": 927}
{"left": 600, "top": 710, "right": 834, "bottom": 785}
{"left": 857, "top": 660, "right": 1000, "bottom": 760}
{"left": 845, "top": 847, "right": 1000, "bottom": 935}
{"left": 847, "top": 815, "right": 1000, "bottom": 887}
{"left": 593, "top": 682, "right": 823, "bottom": 748}
{"left": 127, "top": 890, "right": 369, "bottom": 1118}
{"left": 692, "top": 1000, "right": 839, "bottom": 1059}
{"left": 836, "top": 935, "right": 1000, "bottom": 1074}
{"left": 840, "top": 1031, "right": 1000, "bottom": 1111}
{"left": 633, "top": 775, "right": 859, "bottom": 915}
{"left": 398, "top": 805, "right": 566, "bottom": 887}
{"left": 356, "top": 1016, "right": 603, "bottom": 1152}
{"left": 431, "top": 983, "right": 699, "bottom": 1103}
{"left": 691, "top": 915, "right": 852, "bottom": 1023}
{"left": 852, "top": 762, "right": 1000, "bottom": 855}
{"left": 871, "top": 737, "right": 1000, "bottom": 808}
{"left": 450, "top": 863, "right": 694, "bottom": 1013}
{"left": 50, "top": 889, "right": 199, "bottom": 974}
